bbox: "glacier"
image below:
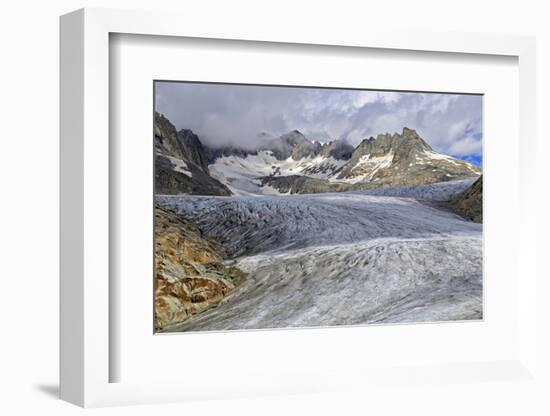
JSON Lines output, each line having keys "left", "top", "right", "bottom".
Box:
{"left": 156, "top": 179, "right": 482, "bottom": 332}
{"left": 208, "top": 150, "right": 347, "bottom": 195}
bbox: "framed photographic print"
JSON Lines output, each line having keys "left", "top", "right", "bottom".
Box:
{"left": 60, "top": 8, "right": 538, "bottom": 408}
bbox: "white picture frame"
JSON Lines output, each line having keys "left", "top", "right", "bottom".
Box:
{"left": 60, "top": 7, "right": 538, "bottom": 407}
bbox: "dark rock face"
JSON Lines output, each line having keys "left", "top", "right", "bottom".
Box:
{"left": 154, "top": 112, "right": 181, "bottom": 157}
{"left": 154, "top": 113, "right": 208, "bottom": 173}
{"left": 320, "top": 139, "right": 354, "bottom": 160}
{"left": 449, "top": 176, "right": 482, "bottom": 223}
{"left": 155, "top": 155, "right": 231, "bottom": 196}
{"left": 154, "top": 112, "right": 231, "bottom": 195}
{"left": 205, "top": 146, "right": 258, "bottom": 164}
{"left": 176, "top": 129, "right": 210, "bottom": 173}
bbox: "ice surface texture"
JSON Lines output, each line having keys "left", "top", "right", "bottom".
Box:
{"left": 156, "top": 180, "right": 482, "bottom": 331}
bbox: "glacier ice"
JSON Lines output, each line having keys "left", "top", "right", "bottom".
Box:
{"left": 156, "top": 179, "right": 482, "bottom": 332}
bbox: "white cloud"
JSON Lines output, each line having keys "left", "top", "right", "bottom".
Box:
{"left": 447, "top": 136, "right": 483, "bottom": 156}
{"left": 447, "top": 120, "right": 471, "bottom": 141}
{"left": 155, "top": 82, "right": 482, "bottom": 159}
{"left": 352, "top": 91, "right": 400, "bottom": 109}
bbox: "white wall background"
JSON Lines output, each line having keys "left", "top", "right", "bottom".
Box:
{"left": 0, "top": 0, "right": 548, "bottom": 414}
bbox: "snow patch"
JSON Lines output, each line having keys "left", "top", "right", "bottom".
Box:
{"left": 347, "top": 151, "right": 394, "bottom": 183}
{"left": 209, "top": 151, "right": 347, "bottom": 194}
{"left": 166, "top": 155, "right": 192, "bottom": 177}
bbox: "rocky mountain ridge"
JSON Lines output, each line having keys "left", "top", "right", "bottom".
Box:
{"left": 154, "top": 113, "right": 231, "bottom": 196}
{"left": 208, "top": 129, "right": 355, "bottom": 162}
{"left": 334, "top": 127, "right": 480, "bottom": 187}
{"left": 154, "top": 112, "right": 481, "bottom": 196}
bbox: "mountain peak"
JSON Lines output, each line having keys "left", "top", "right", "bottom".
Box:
{"left": 358, "top": 136, "right": 375, "bottom": 146}
{"left": 336, "top": 127, "right": 480, "bottom": 184}
{"left": 320, "top": 139, "right": 355, "bottom": 160}
{"left": 258, "top": 131, "right": 274, "bottom": 138}
{"left": 258, "top": 130, "right": 309, "bottom": 160}
{"left": 178, "top": 128, "right": 195, "bottom": 136}
{"left": 280, "top": 129, "right": 307, "bottom": 140}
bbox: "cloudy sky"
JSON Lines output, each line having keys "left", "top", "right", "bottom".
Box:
{"left": 155, "top": 81, "right": 483, "bottom": 166}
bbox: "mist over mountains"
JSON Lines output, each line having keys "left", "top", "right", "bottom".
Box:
{"left": 155, "top": 82, "right": 483, "bottom": 160}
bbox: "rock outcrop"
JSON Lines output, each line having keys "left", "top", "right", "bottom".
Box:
{"left": 320, "top": 139, "right": 355, "bottom": 160}
{"left": 154, "top": 206, "right": 247, "bottom": 330}
{"left": 205, "top": 145, "right": 258, "bottom": 164}
{"left": 449, "top": 175, "right": 482, "bottom": 223}
{"left": 207, "top": 130, "right": 354, "bottom": 163}
{"left": 260, "top": 175, "right": 357, "bottom": 194}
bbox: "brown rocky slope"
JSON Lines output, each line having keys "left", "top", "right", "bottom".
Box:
{"left": 154, "top": 205, "right": 247, "bottom": 330}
